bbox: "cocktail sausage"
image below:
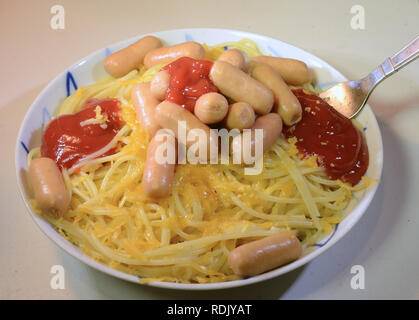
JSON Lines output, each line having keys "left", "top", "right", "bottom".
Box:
{"left": 231, "top": 113, "right": 283, "bottom": 157}
{"left": 28, "top": 157, "right": 70, "bottom": 218}
{"left": 194, "top": 92, "right": 229, "bottom": 124}
{"left": 217, "top": 49, "right": 248, "bottom": 72}
{"left": 224, "top": 102, "right": 255, "bottom": 130}
{"left": 104, "top": 36, "right": 162, "bottom": 78}
{"left": 209, "top": 61, "right": 274, "bottom": 115}
{"left": 150, "top": 70, "right": 170, "bottom": 101}
{"left": 142, "top": 134, "right": 175, "bottom": 198}
{"left": 228, "top": 231, "right": 302, "bottom": 277}
{"left": 131, "top": 82, "right": 161, "bottom": 137}
{"left": 251, "top": 56, "right": 311, "bottom": 86}
{"left": 252, "top": 64, "right": 302, "bottom": 125}
{"left": 144, "top": 42, "right": 205, "bottom": 68}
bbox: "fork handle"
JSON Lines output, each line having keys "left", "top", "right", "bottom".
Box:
{"left": 366, "top": 35, "right": 419, "bottom": 88}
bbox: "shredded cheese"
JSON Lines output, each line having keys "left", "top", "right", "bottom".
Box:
{"left": 79, "top": 106, "right": 109, "bottom": 129}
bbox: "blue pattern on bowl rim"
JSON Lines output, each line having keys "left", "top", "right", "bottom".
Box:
{"left": 66, "top": 71, "right": 78, "bottom": 97}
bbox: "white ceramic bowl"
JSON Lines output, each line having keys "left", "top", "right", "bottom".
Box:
{"left": 15, "top": 28, "right": 383, "bottom": 290}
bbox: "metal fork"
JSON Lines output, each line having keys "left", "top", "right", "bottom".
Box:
{"left": 319, "top": 35, "right": 419, "bottom": 119}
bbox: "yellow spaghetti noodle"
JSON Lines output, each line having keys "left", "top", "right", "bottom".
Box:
{"left": 27, "top": 39, "right": 371, "bottom": 284}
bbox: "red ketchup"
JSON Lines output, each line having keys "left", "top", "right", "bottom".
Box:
{"left": 284, "top": 89, "right": 369, "bottom": 186}
{"left": 162, "top": 57, "right": 218, "bottom": 112}
{"left": 41, "top": 98, "right": 123, "bottom": 170}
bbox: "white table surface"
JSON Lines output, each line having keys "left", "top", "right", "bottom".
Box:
{"left": 1, "top": 0, "right": 418, "bottom": 300}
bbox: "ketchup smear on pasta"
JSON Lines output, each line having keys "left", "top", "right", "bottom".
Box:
{"left": 41, "top": 98, "right": 123, "bottom": 170}
{"left": 285, "top": 89, "right": 369, "bottom": 186}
